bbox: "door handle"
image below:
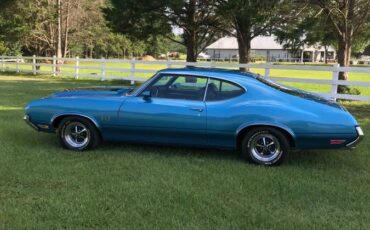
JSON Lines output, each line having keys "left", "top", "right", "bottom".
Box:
{"left": 190, "top": 107, "right": 204, "bottom": 112}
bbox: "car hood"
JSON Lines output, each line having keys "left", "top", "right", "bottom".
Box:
{"left": 47, "top": 86, "right": 132, "bottom": 98}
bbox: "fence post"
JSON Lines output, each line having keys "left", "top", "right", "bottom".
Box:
{"left": 75, "top": 56, "right": 79, "bottom": 79}
{"left": 264, "top": 64, "right": 270, "bottom": 79}
{"left": 1, "top": 56, "right": 4, "bottom": 72}
{"left": 16, "top": 56, "right": 20, "bottom": 73}
{"left": 101, "top": 58, "right": 105, "bottom": 81}
{"left": 52, "top": 55, "right": 56, "bottom": 77}
{"left": 167, "top": 58, "right": 172, "bottom": 69}
{"left": 211, "top": 60, "right": 216, "bottom": 68}
{"left": 331, "top": 64, "right": 340, "bottom": 101}
{"left": 32, "top": 55, "right": 37, "bottom": 75}
{"left": 130, "top": 58, "right": 135, "bottom": 85}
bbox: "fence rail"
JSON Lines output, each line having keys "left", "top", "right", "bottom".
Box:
{"left": 1, "top": 55, "right": 370, "bottom": 102}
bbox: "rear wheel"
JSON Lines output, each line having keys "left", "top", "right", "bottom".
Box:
{"left": 58, "top": 116, "right": 100, "bottom": 151}
{"left": 241, "top": 127, "right": 289, "bottom": 166}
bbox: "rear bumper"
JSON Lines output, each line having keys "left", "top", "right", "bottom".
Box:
{"left": 346, "top": 126, "right": 364, "bottom": 149}
{"left": 23, "top": 115, "right": 39, "bottom": 131}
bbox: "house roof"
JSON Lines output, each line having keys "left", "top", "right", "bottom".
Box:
{"left": 206, "top": 36, "right": 284, "bottom": 50}
{"left": 206, "top": 36, "right": 336, "bottom": 52}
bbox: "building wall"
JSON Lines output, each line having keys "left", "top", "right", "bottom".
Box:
{"left": 205, "top": 49, "right": 238, "bottom": 59}
{"left": 205, "top": 49, "right": 290, "bottom": 60}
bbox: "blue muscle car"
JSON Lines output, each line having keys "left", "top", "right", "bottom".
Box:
{"left": 24, "top": 68, "right": 364, "bottom": 165}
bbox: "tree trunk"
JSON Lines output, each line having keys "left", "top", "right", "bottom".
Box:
{"left": 324, "top": 45, "right": 328, "bottom": 64}
{"left": 56, "top": 0, "right": 62, "bottom": 74}
{"left": 184, "top": 0, "right": 197, "bottom": 63}
{"left": 185, "top": 34, "right": 197, "bottom": 62}
{"left": 63, "top": 0, "right": 70, "bottom": 58}
{"left": 236, "top": 29, "right": 251, "bottom": 72}
{"left": 337, "top": 38, "right": 349, "bottom": 81}
{"left": 337, "top": 33, "right": 352, "bottom": 93}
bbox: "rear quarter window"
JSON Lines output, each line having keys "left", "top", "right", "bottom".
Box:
{"left": 206, "top": 79, "right": 245, "bottom": 101}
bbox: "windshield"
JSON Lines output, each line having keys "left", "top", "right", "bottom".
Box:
{"left": 125, "top": 74, "right": 158, "bottom": 96}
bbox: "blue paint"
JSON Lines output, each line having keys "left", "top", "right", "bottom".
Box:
{"left": 24, "top": 68, "right": 362, "bottom": 149}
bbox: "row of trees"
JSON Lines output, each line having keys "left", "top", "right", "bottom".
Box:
{"left": 105, "top": 0, "right": 370, "bottom": 80}
{"left": 1, "top": 0, "right": 370, "bottom": 90}
{"left": 0, "top": 0, "right": 183, "bottom": 58}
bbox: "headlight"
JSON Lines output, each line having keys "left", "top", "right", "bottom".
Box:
{"left": 356, "top": 126, "right": 364, "bottom": 136}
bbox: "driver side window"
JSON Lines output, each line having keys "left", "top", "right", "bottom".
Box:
{"left": 144, "top": 74, "right": 207, "bottom": 101}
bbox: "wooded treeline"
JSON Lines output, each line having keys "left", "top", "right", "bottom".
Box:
{"left": 1, "top": 0, "right": 369, "bottom": 74}
{"left": 0, "top": 0, "right": 183, "bottom": 59}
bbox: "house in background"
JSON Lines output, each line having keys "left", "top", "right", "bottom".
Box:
{"left": 205, "top": 36, "right": 336, "bottom": 62}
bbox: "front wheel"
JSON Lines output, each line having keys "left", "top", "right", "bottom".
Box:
{"left": 58, "top": 116, "right": 101, "bottom": 151}
{"left": 241, "top": 127, "right": 290, "bottom": 166}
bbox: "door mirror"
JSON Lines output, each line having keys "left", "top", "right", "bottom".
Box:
{"left": 142, "top": 90, "right": 152, "bottom": 100}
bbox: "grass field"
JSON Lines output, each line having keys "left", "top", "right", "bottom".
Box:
{"left": 1, "top": 73, "right": 370, "bottom": 229}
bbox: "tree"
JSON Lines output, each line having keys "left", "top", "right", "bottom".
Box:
{"left": 274, "top": 22, "right": 307, "bottom": 60}
{"left": 164, "top": 0, "right": 221, "bottom": 62}
{"left": 214, "top": 0, "right": 298, "bottom": 70}
{"left": 104, "top": 0, "right": 221, "bottom": 62}
{"left": 351, "top": 29, "right": 370, "bottom": 58}
{"left": 0, "top": 1, "right": 29, "bottom": 55}
{"left": 274, "top": 12, "right": 338, "bottom": 64}
{"left": 309, "top": 0, "right": 370, "bottom": 82}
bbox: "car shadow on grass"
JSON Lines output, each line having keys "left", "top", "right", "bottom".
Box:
{"left": 97, "top": 141, "right": 349, "bottom": 167}
{"left": 96, "top": 141, "right": 242, "bottom": 162}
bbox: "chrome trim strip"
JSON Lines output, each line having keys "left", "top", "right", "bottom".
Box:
{"left": 203, "top": 77, "right": 209, "bottom": 102}
{"left": 346, "top": 126, "right": 364, "bottom": 149}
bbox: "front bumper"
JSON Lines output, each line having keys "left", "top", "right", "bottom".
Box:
{"left": 346, "top": 126, "right": 364, "bottom": 149}
{"left": 23, "top": 115, "right": 39, "bottom": 131}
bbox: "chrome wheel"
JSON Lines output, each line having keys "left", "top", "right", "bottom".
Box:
{"left": 249, "top": 133, "right": 282, "bottom": 163}
{"left": 63, "top": 122, "right": 90, "bottom": 148}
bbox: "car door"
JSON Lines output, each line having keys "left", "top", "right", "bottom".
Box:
{"left": 205, "top": 78, "right": 247, "bottom": 149}
{"left": 117, "top": 74, "right": 208, "bottom": 146}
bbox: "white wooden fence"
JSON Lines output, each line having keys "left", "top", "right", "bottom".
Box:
{"left": 1, "top": 55, "right": 370, "bottom": 102}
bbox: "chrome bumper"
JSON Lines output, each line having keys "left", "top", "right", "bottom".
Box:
{"left": 23, "top": 115, "right": 39, "bottom": 131}
{"left": 346, "top": 126, "right": 364, "bottom": 149}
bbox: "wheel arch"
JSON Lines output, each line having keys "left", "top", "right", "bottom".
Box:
{"left": 236, "top": 123, "right": 296, "bottom": 150}
{"left": 51, "top": 113, "right": 101, "bottom": 131}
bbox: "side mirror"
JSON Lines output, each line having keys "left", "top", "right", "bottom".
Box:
{"left": 142, "top": 90, "right": 152, "bottom": 100}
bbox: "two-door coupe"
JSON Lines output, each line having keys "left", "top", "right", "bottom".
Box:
{"left": 24, "top": 68, "right": 364, "bottom": 165}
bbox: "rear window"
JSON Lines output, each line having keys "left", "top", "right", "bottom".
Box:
{"left": 255, "top": 75, "right": 330, "bottom": 102}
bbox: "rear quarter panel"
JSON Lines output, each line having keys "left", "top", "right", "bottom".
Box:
{"left": 207, "top": 80, "right": 358, "bottom": 149}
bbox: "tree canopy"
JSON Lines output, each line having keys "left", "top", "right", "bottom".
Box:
{"left": 0, "top": 0, "right": 182, "bottom": 58}
{"left": 104, "top": 0, "right": 222, "bottom": 62}
{"left": 0, "top": 0, "right": 369, "bottom": 68}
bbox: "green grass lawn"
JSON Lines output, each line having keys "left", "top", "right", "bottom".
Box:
{"left": 1, "top": 73, "right": 370, "bottom": 229}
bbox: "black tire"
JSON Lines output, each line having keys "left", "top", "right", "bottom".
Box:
{"left": 241, "top": 127, "right": 290, "bottom": 166}
{"left": 57, "top": 116, "right": 101, "bottom": 151}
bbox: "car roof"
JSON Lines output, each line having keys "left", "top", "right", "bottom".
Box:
{"left": 158, "top": 67, "right": 259, "bottom": 84}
